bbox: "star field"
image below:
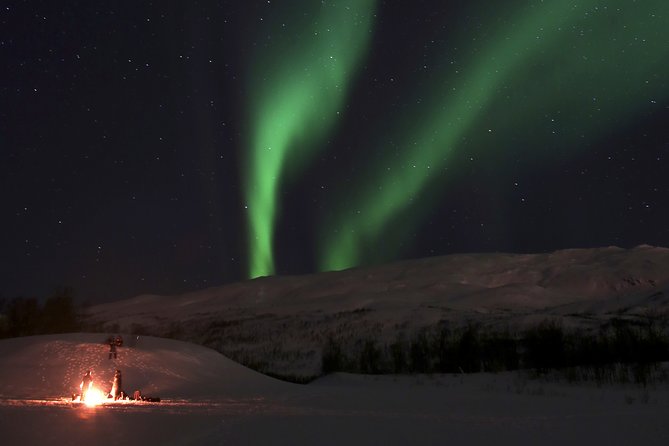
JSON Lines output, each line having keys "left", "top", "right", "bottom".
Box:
{"left": 1, "top": 1, "right": 667, "bottom": 303}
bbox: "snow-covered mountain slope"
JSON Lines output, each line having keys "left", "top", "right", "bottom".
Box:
{"left": 89, "top": 245, "right": 669, "bottom": 319}
{"left": 85, "top": 246, "right": 669, "bottom": 377}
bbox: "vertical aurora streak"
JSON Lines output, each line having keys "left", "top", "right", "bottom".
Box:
{"left": 244, "top": 0, "right": 377, "bottom": 278}
{"left": 320, "top": 0, "right": 669, "bottom": 271}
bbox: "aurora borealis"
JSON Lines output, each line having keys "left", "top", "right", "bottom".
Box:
{"left": 318, "top": 0, "right": 669, "bottom": 271}
{"left": 2, "top": 0, "right": 668, "bottom": 301}
{"left": 244, "top": 0, "right": 377, "bottom": 278}
{"left": 244, "top": 0, "right": 669, "bottom": 276}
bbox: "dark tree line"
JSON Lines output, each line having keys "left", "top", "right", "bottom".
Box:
{"left": 0, "top": 287, "right": 81, "bottom": 338}
{"left": 322, "top": 317, "right": 669, "bottom": 383}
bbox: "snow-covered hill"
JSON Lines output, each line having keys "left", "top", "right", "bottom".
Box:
{"left": 85, "top": 246, "right": 669, "bottom": 378}
{"left": 88, "top": 245, "right": 669, "bottom": 320}
{"left": 0, "top": 333, "right": 293, "bottom": 400}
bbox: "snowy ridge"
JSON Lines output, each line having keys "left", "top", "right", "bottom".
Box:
{"left": 89, "top": 246, "right": 669, "bottom": 320}
{"left": 83, "top": 246, "right": 669, "bottom": 378}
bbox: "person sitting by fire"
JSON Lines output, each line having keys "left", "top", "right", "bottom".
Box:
{"left": 131, "top": 389, "right": 160, "bottom": 402}
{"left": 80, "top": 370, "right": 93, "bottom": 401}
{"left": 110, "top": 369, "right": 122, "bottom": 400}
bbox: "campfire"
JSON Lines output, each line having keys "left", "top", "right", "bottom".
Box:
{"left": 79, "top": 385, "right": 107, "bottom": 407}
{"left": 73, "top": 358, "right": 160, "bottom": 406}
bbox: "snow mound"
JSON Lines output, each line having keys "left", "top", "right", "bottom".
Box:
{"left": 0, "top": 333, "right": 295, "bottom": 400}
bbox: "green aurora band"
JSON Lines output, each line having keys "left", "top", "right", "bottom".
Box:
{"left": 320, "top": 0, "right": 669, "bottom": 271}
{"left": 244, "top": 0, "right": 377, "bottom": 278}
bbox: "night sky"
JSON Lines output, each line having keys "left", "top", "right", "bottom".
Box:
{"left": 2, "top": 1, "right": 668, "bottom": 303}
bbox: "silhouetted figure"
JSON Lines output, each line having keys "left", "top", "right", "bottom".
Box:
{"left": 80, "top": 370, "right": 93, "bottom": 401}
{"left": 110, "top": 369, "right": 122, "bottom": 400}
{"left": 109, "top": 339, "right": 117, "bottom": 359}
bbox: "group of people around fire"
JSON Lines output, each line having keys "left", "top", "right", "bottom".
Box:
{"left": 73, "top": 334, "right": 159, "bottom": 403}
{"left": 76, "top": 368, "right": 125, "bottom": 401}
